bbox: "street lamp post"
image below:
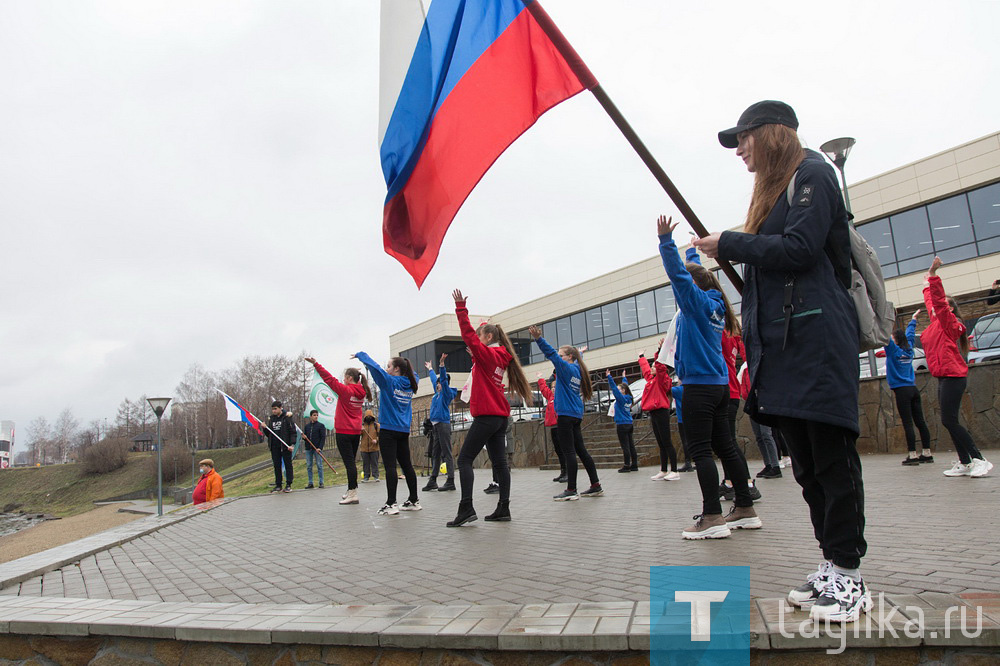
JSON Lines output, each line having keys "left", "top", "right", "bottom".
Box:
{"left": 147, "top": 397, "right": 172, "bottom": 517}
{"left": 820, "top": 137, "right": 857, "bottom": 215}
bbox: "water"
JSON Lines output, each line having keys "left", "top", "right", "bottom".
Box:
{"left": 0, "top": 513, "right": 46, "bottom": 538}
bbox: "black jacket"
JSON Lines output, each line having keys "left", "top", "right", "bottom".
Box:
{"left": 266, "top": 412, "right": 296, "bottom": 453}
{"left": 718, "top": 150, "right": 859, "bottom": 434}
{"left": 303, "top": 421, "right": 326, "bottom": 450}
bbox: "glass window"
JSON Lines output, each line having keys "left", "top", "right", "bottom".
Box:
{"left": 978, "top": 236, "right": 1000, "bottom": 256}
{"left": 881, "top": 263, "right": 898, "bottom": 279}
{"left": 857, "top": 218, "right": 895, "bottom": 265}
{"left": 604, "top": 333, "right": 621, "bottom": 346}
{"left": 896, "top": 255, "right": 934, "bottom": 276}
{"left": 619, "top": 297, "right": 638, "bottom": 331}
{"left": 654, "top": 286, "right": 675, "bottom": 323}
{"left": 543, "top": 321, "right": 557, "bottom": 343}
{"left": 621, "top": 329, "right": 639, "bottom": 342}
{"left": 935, "top": 244, "right": 977, "bottom": 265}
{"left": 968, "top": 182, "right": 1000, "bottom": 240}
{"left": 586, "top": 307, "right": 604, "bottom": 344}
{"left": 555, "top": 317, "right": 571, "bottom": 348}
{"left": 639, "top": 324, "right": 659, "bottom": 339}
{"left": 571, "top": 312, "right": 587, "bottom": 346}
{"left": 928, "top": 195, "right": 975, "bottom": 251}
{"left": 716, "top": 269, "right": 742, "bottom": 317}
{"left": 636, "top": 291, "right": 657, "bottom": 328}
{"left": 890, "top": 208, "right": 933, "bottom": 260}
{"left": 601, "top": 302, "right": 620, "bottom": 336}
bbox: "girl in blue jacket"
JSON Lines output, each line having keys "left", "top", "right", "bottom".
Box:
{"left": 607, "top": 370, "right": 637, "bottom": 472}
{"left": 529, "top": 326, "right": 602, "bottom": 501}
{"left": 353, "top": 352, "right": 420, "bottom": 516}
{"left": 657, "top": 216, "right": 759, "bottom": 540}
{"left": 424, "top": 354, "right": 459, "bottom": 490}
{"left": 885, "top": 312, "right": 932, "bottom": 466}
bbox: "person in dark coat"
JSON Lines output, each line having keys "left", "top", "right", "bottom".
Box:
{"left": 694, "top": 100, "right": 868, "bottom": 624}
{"left": 266, "top": 400, "right": 297, "bottom": 493}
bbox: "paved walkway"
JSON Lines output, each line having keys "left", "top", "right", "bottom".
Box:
{"left": 2, "top": 455, "right": 997, "bottom": 605}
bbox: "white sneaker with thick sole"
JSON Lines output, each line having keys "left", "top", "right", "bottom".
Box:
{"left": 943, "top": 461, "right": 971, "bottom": 477}
{"left": 969, "top": 459, "right": 991, "bottom": 478}
{"left": 788, "top": 561, "right": 833, "bottom": 609}
{"left": 664, "top": 471, "right": 680, "bottom": 481}
{"left": 400, "top": 500, "right": 422, "bottom": 511}
{"left": 809, "top": 572, "right": 872, "bottom": 623}
{"left": 681, "top": 515, "right": 731, "bottom": 540}
{"left": 377, "top": 503, "right": 399, "bottom": 515}
{"left": 651, "top": 471, "right": 668, "bottom": 480}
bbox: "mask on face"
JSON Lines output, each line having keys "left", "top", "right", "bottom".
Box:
{"left": 199, "top": 467, "right": 208, "bottom": 474}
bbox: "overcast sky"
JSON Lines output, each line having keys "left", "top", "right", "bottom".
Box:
{"left": 2, "top": 0, "right": 998, "bottom": 449}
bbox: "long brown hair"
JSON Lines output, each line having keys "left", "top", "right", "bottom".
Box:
{"left": 345, "top": 367, "right": 372, "bottom": 400}
{"left": 947, "top": 297, "right": 970, "bottom": 357}
{"left": 744, "top": 124, "right": 805, "bottom": 235}
{"left": 389, "top": 357, "right": 419, "bottom": 392}
{"left": 559, "top": 345, "right": 593, "bottom": 401}
{"left": 686, "top": 263, "right": 740, "bottom": 336}
{"left": 478, "top": 323, "right": 534, "bottom": 406}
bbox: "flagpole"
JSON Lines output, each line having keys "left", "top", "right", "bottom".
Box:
{"left": 295, "top": 424, "right": 339, "bottom": 475}
{"left": 522, "top": 1, "right": 744, "bottom": 294}
{"left": 216, "top": 389, "right": 293, "bottom": 451}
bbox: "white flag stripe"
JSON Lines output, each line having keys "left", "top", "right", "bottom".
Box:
{"left": 379, "top": 0, "right": 433, "bottom": 146}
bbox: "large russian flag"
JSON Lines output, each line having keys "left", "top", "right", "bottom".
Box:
{"left": 217, "top": 389, "right": 263, "bottom": 436}
{"left": 379, "top": 0, "right": 596, "bottom": 286}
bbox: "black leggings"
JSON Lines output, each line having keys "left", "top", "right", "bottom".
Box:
{"left": 777, "top": 416, "right": 866, "bottom": 570}
{"left": 548, "top": 426, "right": 566, "bottom": 473}
{"left": 457, "top": 415, "right": 509, "bottom": 502}
{"left": 724, "top": 398, "right": 749, "bottom": 480}
{"left": 336, "top": 433, "right": 361, "bottom": 490}
{"left": 937, "top": 377, "right": 982, "bottom": 464}
{"left": 682, "top": 384, "right": 752, "bottom": 515}
{"left": 773, "top": 426, "right": 788, "bottom": 458}
{"left": 379, "top": 429, "right": 418, "bottom": 505}
{"left": 648, "top": 408, "right": 677, "bottom": 472}
{"left": 557, "top": 415, "right": 599, "bottom": 491}
{"left": 617, "top": 424, "right": 637, "bottom": 467}
{"left": 676, "top": 421, "right": 690, "bottom": 464}
{"left": 892, "top": 385, "right": 931, "bottom": 453}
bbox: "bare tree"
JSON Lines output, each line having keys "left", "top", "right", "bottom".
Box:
{"left": 25, "top": 416, "right": 51, "bottom": 465}
{"left": 53, "top": 409, "right": 79, "bottom": 463}
{"left": 115, "top": 398, "right": 135, "bottom": 439}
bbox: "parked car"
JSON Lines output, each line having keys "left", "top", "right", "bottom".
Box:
{"left": 968, "top": 313, "right": 1000, "bottom": 364}
{"left": 864, "top": 346, "right": 928, "bottom": 379}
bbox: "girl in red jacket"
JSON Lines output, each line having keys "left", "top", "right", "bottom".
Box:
{"left": 447, "top": 289, "right": 534, "bottom": 526}
{"left": 920, "top": 257, "right": 992, "bottom": 478}
{"left": 640, "top": 340, "right": 678, "bottom": 481}
{"left": 719, "top": 328, "right": 762, "bottom": 501}
{"left": 305, "top": 358, "right": 372, "bottom": 504}
{"left": 537, "top": 375, "right": 566, "bottom": 483}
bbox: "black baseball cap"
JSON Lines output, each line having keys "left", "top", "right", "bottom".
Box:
{"left": 718, "top": 100, "right": 798, "bottom": 149}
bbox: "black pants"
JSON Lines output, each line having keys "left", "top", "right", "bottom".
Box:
{"left": 548, "top": 426, "right": 566, "bottom": 473}
{"left": 892, "top": 385, "right": 931, "bottom": 453}
{"left": 777, "top": 417, "right": 866, "bottom": 570}
{"left": 271, "top": 446, "right": 293, "bottom": 487}
{"left": 724, "top": 398, "right": 749, "bottom": 479}
{"left": 457, "top": 415, "right": 509, "bottom": 502}
{"left": 773, "top": 426, "right": 788, "bottom": 458}
{"left": 648, "top": 408, "right": 676, "bottom": 472}
{"left": 336, "top": 433, "right": 361, "bottom": 490}
{"left": 682, "top": 384, "right": 752, "bottom": 515}
{"left": 379, "top": 429, "right": 418, "bottom": 505}
{"left": 937, "top": 377, "right": 982, "bottom": 464}
{"left": 676, "top": 421, "right": 690, "bottom": 464}
{"left": 557, "top": 415, "right": 599, "bottom": 491}
{"left": 617, "top": 424, "right": 637, "bottom": 467}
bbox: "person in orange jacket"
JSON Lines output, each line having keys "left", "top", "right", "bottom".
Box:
{"left": 192, "top": 459, "right": 224, "bottom": 505}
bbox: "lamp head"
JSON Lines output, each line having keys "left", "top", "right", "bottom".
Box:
{"left": 820, "top": 137, "right": 856, "bottom": 170}
{"left": 147, "top": 397, "right": 172, "bottom": 418}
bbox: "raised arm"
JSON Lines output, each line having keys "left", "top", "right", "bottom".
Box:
{"left": 905, "top": 316, "right": 918, "bottom": 349}
{"left": 453, "top": 291, "right": 494, "bottom": 367}
{"left": 638, "top": 355, "right": 653, "bottom": 381}
{"left": 537, "top": 377, "right": 554, "bottom": 402}
{"left": 307, "top": 358, "right": 350, "bottom": 396}
{"left": 354, "top": 352, "right": 391, "bottom": 392}
{"left": 657, "top": 217, "right": 716, "bottom": 319}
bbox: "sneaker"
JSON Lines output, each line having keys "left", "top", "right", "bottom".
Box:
{"left": 422, "top": 480, "right": 439, "bottom": 492}
{"left": 969, "top": 458, "right": 991, "bottom": 478}
{"left": 400, "top": 500, "right": 422, "bottom": 511}
{"left": 283, "top": 486, "right": 291, "bottom": 493}
{"left": 651, "top": 471, "right": 668, "bottom": 481}
{"left": 305, "top": 483, "right": 315, "bottom": 489}
{"left": 779, "top": 456, "right": 792, "bottom": 469}
{"left": 377, "top": 503, "right": 399, "bottom": 516}
{"left": 757, "top": 466, "right": 782, "bottom": 479}
{"left": 483, "top": 482, "right": 500, "bottom": 495}
{"left": 788, "top": 561, "right": 833, "bottom": 609}
{"left": 629, "top": 465, "right": 639, "bottom": 472}
{"left": 580, "top": 484, "right": 604, "bottom": 497}
{"left": 917, "top": 454, "right": 934, "bottom": 463}
{"left": 681, "top": 514, "right": 731, "bottom": 540}
{"left": 553, "top": 473, "right": 565, "bottom": 482}
{"left": 748, "top": 483, "right": 762, "bottom": 501}
{"left": 318, "top": 483, "right": 324, "bottom": 488}
{"left": 809, "top": 572, "right": 872, "bottom": 623}
{"left": 901, "top": 457, "right": 920, "bottom": 466}
{"left": 269, "top": 485, "right": 281, "bottom": 493}
{"left": 617, "top": 466, "right": 631, "bottom": 473}
{"left": 724, "top": 505, "right": 762, "bottom": 530}
{"left": 339, "top": 488, "right": 359, "bottom": 505}
{"left": 664, "top": 471, "right": 680, "bottom": 481}
{"left": 943, "top": 461, "right": 971, "bottom": 477}
{"left": 438, "top": 479, "right": 456, "bottom": 492}
{"left": 372, "top": 477, "right": 381, "bottom": 482}
{"left": 678, "top": 462, "right": 694, "bottom": 473}
{"left": 553, "top": 489, "right": 580, "bottom": 501}
{"left": 718, "top": 483, "right": 735, "bottom": 501}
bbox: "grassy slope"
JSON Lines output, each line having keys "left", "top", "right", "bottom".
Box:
{"left": 0, "top": 445, "right": 268, "bottom": 517}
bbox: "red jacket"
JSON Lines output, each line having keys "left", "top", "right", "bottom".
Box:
{"left": 738, "top": 365, "right": 750, "bottom": 400}
{"left": 314, "top": 362, "right": 367, "bottom": 434}
{"left": 921, "top": 276, "right": 968, "bottom": 378}
{"left": 721, "top": 331, "right": 745, "bottom": 399}
{"left": 456, "top": 301, "right": 512, "bottom": 417}
{"left": 537, "top": 378, "right": 557, "bottom": 427}
{"left": 639, "top": 355, "right": 671, "bottom": 411}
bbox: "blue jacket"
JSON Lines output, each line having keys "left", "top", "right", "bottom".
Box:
{"left": 671, "top": 385, "right": 684, "bottom": 423}
{"left": 885, "top": 320, "right": 918, "bottom": 389}
{"left": 659, "top": 233, "right": 728, "bottom": 385}
{"left": 608, "top": 376, "right": 633, "bottom": 424}
{"left": 534, "top": 336, "right": 584, "bottom": 418}
{"left": 428, "top": 366, "right": 458, "bottom": 423}
{"left": 355, "top": 352, "right": 413, "bottom": 433}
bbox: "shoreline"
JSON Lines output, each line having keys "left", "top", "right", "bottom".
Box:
{"left": 0, "top": 503, "right": 144, "bottom": 564}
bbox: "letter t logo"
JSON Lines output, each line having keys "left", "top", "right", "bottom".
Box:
{"left": 674, "top": 591, "right": 728, "bottom": 641}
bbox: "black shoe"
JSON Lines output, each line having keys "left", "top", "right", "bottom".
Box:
{"left": 617, "top": 466, "right": 631, "bottom": 473}
{"left": 918, "top": 454, "right": 935, "bottom": 463}
{"left": 446, "top": 500, "right": 478, "bottom": 527}
{"left": 678, "top": 463, "right": 694, "bottom": 473}
{"left": 305, "top": 483, "right": 315, "bottom": 489}
{"left": 283, "top": 486, "right": 292, "bottom": 493}
{"left": 719, "top": 483, "right": 735, "bottom": 501}
{"left": 580, "top": 484, "right": 604, "bottom": 498}
{"left": 438, "top": 479, "right": 456, "bottom": 491}
{"left": 748, "top": 483, "right": 762, "bottom": 501}
{"left": 757, "top": 466, "right": 782, "bottom": 479}
{"left": 483, "top": 482, "right": 500, "bottom": 495}
{"left": 901, "top": 457, "right": 920, "bottom": 466}
{"left": 270, "top": 485, "right": 282, "bottom": 493}
{"left": 629, "top": 465, "right": 639, "bottom": 472}
{"left": 422, "top": 480, "right": 439, "bottom": 492}
{"left": 553, "top": 473, "right": 566, "bottom": 482}
{"left": 484, "top": 500, "right": 511, "bottom": 522}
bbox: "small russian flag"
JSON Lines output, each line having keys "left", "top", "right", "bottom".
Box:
{"left": 217, "top": 389, "right": 262, "bottom": 435}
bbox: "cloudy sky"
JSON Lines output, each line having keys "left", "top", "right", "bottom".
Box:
{"left": 2, "top": 0, "right": 998, "bottom": 449}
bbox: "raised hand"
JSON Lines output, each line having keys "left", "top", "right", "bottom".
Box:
{"left": 929, "top": 256, "right": 943, "bottom": 275}
{"left": 911, "top": 309, "right": 921, "bottom": 320}
{"left": 528, "top": 325, "right": 542, "bottom": 339}
{"left": 452, "top": 289, "right": 465, "bottom": 303}
{"left": 657, "top": 215, "right": 679, "bottom": 236}
{"left": 439, "top": 353, "right": 448, "bottom": 365}
{"left": 304, "top": 357, "right": 316, "bottom": 365}
{"left": 424, "top": 361, "right": 433, "bottom": 371}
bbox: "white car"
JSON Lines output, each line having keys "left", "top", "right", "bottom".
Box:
{"left": 968, "top": 313, "right": 1000, "bottom": 364}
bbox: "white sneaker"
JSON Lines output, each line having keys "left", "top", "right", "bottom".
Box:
{"left": 943, "top": 461, "right": 971, "bottom": 477}
{"left": 788, "top": 561, "right": 832, "bottom": 608}
{"left": 377, "top": 503, "right": 399, "bottom": 515}
{"left": 651, "top": 471, "right": 668, "bottom": 480}
{"left": 969, "top": 459, "right": 991, "bottom": 478}
{"left": 400, "top": 500, "right": 422, "bottom": 511}
{"left": 779, "top": 456, "right": 791, "bottom": 469}
{"left": 339, "top": 488, "right": 359, "bottom": 505}
{"left": 664, "top": 471, "right": 680, "bottom": 481}
{"left": 809, "top": 571, "right": 872, "bottom": 623}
